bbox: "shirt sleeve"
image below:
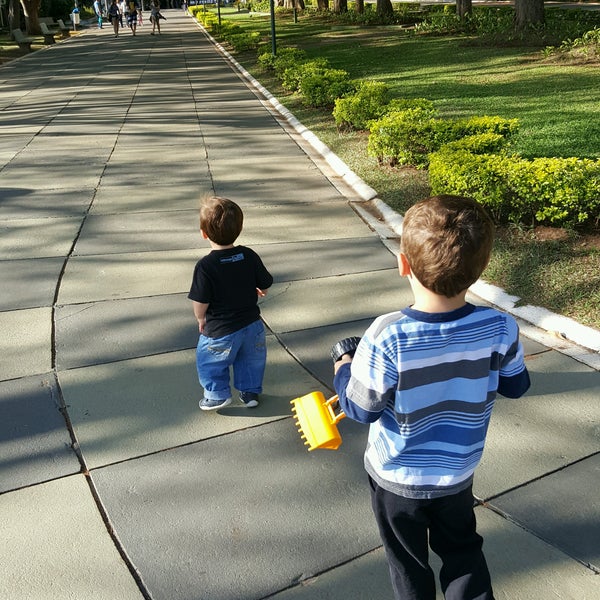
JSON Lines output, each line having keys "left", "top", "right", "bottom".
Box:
{"left": 188, "top": 260, "right": 212, "bottom": 304}
{"left": 497, "top": 321, "right": 531, "bottom": 398}
{"left": 334, "top": 322, "right": 397, "bottom": 423}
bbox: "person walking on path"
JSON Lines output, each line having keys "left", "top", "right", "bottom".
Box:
{"left": 93, "top": 0, "right": 103, "bottom": 28}
{"left": 150, "top": 0, "right": 164, "bottom": 35}
{"left": 333, "top": 194, "right": 531, "bottom": 600}
{"left": 107, "top": 0, "right": 121, "bottom": 36}
{"left": 188, "top": 196, "right": 273, "bottom": 412}
{"left": 126, "top": 0, "right": 140, "bottom": 35}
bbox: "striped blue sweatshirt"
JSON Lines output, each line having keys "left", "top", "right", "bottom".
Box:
{"left": 334, "top": 303, "right": 530, "bottom": 499}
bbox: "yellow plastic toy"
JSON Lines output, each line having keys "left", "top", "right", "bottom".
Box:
{"left": 290, "top": 391, "right": 346, "bottom": 451}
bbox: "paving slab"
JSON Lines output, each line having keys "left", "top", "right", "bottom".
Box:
{"left": 271, "top": 504, "right": 600, "bottom": 600}
{"left": 238, "top": 202, "right": 374, "bottom": 243}
{"left": 59, "top": 339, "right": 326, "bottom": 468}
{"left": 0, "top": 256, "right": 62, "bottom": 310}
{"left": 90, "top": 182, "right": 203, "bottom": 214}
{"left": 55, "top": 293, "right": 196, "bottom": 369}
{"left": 0, "top": 216, "right": 83, "bottom": 259}
{"left": 214, "top": 176, "right": 350, "bottom": 205}
{"left": 90, "top": 416, "right": 375, "bottom": 600}
{"left": 0, "top": 307, "right": 52, "bottom": 381}
{"left": 0, "top": 475, "right": 145, "bottom": 600}
{"left": 58, "top": 249, "right": 205, "bottom": 304}
{"left": 0, "top": 158, "right": 105, "bottom": 189}
{"left": 489, "top": 453, "right": 600, "bottom": 572}
{"left": 476, "top": 349, "right": 600, "bottom": 499}
{"left": 280, "top": 319, "right": 376, "bottom": 388}
{"left": 0, "top": 374, "right": 79, "bottom": 493}
{"left": 72, "top": 210, "right": 202, "bottom": 255}
{"left": 268, "top": 548, "right": 398, "bottom": 600}
{"left": 261, "top": 270, "right": 412, "bottom": 335}
{"left": 0, "top": 187, "right": 95, "bottom": 220}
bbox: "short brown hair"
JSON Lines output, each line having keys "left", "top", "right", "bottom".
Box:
{"left": 200, "top": 196, "right": 243, "bottom": 245}
{"left": 401, "top": 195, "right": 495, "bottom": 298}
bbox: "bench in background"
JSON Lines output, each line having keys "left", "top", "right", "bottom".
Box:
{"left": 40, "top": 23, "right": 57, "bottom": 44}
{"left": 12, "top": 29, "right": 34, "bottom": 52}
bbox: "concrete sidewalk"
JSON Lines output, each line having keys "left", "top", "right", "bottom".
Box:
{"left": 1, "top": 10, "right": 599, "bottom": 600}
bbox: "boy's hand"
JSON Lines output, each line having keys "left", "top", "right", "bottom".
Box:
{"left": 333, "top": 354, "right": 352, "bottom": 374}
{"left": 256, "top": 288, "right": 268, "bottom": 297}
{"left": 198, "top": 317, "right": 206, "bottom": 333}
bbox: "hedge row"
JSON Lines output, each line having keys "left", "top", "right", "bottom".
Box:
{"left": 193, "top": 13, "right": 599, "bottom": 229}
{"left": 429, "top": 149, "right": 600, "bottom": 228}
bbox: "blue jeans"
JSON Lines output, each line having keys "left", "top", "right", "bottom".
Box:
{"left": 196, "top": 320, "right": 266, "bottom": 401}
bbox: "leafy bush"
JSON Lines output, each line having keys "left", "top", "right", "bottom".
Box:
{"left": 332, "top": 81, "right": 391, "bottom": 130}
{"left": 429, "top": 149, "right": 600, "bottom": 228}
{"left": 299, "top": 69, "right": 355, "bottom": 108}
{"left": 367, "top": 107, "right": 436, "bottom": 167}
{"left": 543, "top": 27, "right": 600, "bottom": 60}
{"left": 273, "top": 47, "right": 308, "bottom": 79}
{"left": 368, "top": 110, "right": 518, "bottom": 168}
{"left": 225, "top": 32, "right": 261, "bottom": 52}
{"left": 281, "top": 58, "right": 329, "bottom": 91}
{"left": 442, "top": 132, "right": 508, "bottom": 155}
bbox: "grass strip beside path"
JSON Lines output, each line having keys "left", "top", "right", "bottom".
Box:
{"left": 216, "top": 10, "right": 600, "bottom": 331}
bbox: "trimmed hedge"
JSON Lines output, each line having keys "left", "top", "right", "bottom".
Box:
{"left": 429, "top": 149, "right": 600, "bottom": 228}
{"left": 367, "top": 110, "right": 518, "bottom": 168}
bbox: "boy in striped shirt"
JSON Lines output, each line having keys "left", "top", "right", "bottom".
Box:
{"left": 334, "top": 195, "right": 530, "bottom": 600}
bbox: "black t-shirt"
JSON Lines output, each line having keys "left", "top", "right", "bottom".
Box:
{"left": 188, "top": 246, "right": 273, "bottom": 338}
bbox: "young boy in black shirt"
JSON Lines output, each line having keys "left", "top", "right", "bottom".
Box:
{"left": 188, "top": 196, "right": 273, "bottom": 411}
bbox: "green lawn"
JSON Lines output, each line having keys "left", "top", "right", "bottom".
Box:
{"left": 210, "top": 9, "right": 600, "bottom": 332}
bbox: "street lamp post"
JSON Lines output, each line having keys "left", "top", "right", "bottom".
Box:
{"left": 269, "top": 0, "right": 276, "bottom": 56}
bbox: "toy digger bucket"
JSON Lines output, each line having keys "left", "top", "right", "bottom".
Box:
{"left": 290, "top": 391, "right": 346, "bottom": 451}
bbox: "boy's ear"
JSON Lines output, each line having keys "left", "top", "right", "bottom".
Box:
{"left": 200, "top": 229, "right": 209, "bottom": 240}
{"left": 398, "top": 252, "right": 412, "bottom": 276}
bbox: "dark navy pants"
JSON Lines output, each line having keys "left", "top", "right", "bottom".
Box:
{"left": 369, "top": 477, "right": 495, "bottom": 600}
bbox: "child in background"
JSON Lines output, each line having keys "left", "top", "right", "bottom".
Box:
{"left": 189, "top": 196, "right": 273, "bottom": 411}
{"left": 333, "top": 195, "right": 530, "bottom": 600}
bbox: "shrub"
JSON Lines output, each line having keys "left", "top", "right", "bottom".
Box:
{"left": 257, "top": 49, "right": 277, "bottom": 71}
{"left": 332, "top": 81, "right": 391, "bottom": 130}
{"left": 281, "top": 58, "right": 329, "bottom": 92}
{"left": 225, "top": 32, "right": 261, "bottom": 52}
{"left": 442, "top": 132, "right": 508, "bottom": 155}
{"left": 299, "top": 69, "right": 355, "bottom": 108}
{"left": 273, "top": 47, "right": 308, "bottom": 79}
{"left": 368, "top": 111, "right": 518, "bottom": 168}
{"left": 367, "top": 107, "right": 437, "bottom": 167}
{"left": 429, "top": 149, "right": 600, "bottom": 228}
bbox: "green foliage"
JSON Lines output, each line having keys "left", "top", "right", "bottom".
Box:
{"left": 543, "top": 27, "right": 600, "bottom": 60}
{"left": 40, "top": 0, "right": 73, "bottom": 19}
{"left": 367, "top": 107, "right": 436, "bottom": 167}
{"left": 367, "top": 110, "right": 518, "bottom": 168}
{"left": 281, "top": 58, "right": 329, "bottom": 91}
{"left": 332, "top": 81, "right": 391, "bottom": 130}
{"left": 442, "top": 132, "right": 508, "bottom": 155}
{"left": 429, "top": 150, "right": 600, "bottom": 228}
{"left": 226, "top": 31, "right": 261, "bottom": 52}
{"left": 273, "top": 47, "right": 308, "bottom": 78}
{"left": 416, "top": 5, "right": 600, "bottom": 42}
{"left": 299, "top": 68, "right": 355, "bottom": 108}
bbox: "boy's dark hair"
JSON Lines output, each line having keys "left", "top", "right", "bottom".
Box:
{"left": 401, "top": 195, "right": 495, "bottom": 298}
{"left": 200, "top": 196, "right": 243, "bottom": 246}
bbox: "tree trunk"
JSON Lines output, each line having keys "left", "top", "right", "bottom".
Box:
{"left": 332, "top": 0, "right": 347, "bottom": 12}
{"left": 316, "top": 0, "right": 328, "bottom": 10}
{"left": 456, "top": 0, "right": 472, "bottom": 20}
{"left": 8, "top": 0, "right": 21, "bottom": 32}
{"left": 355, "top": 0, "right": 364, "bottom": 14}
{"left": 376, "top": 0, "right": 393, "bottom": 17}
{"left": 19, "top": 0, "right": 41, "bottom": 34}
{"left": 514, "top": 0, "right": 545, "bottom": 30}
